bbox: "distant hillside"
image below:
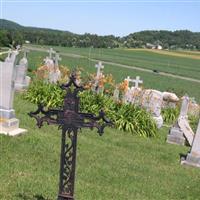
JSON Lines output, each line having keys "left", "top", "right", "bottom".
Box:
{"left": 0, "top": 19, "right": 200, "bottom": 50}
{"left": 0, "top": 19, "right": 22, "bottom": 30}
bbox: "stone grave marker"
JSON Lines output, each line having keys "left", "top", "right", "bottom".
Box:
{"left": 15, "top": 49, "right": 31, "bottom": 90}
{"left": 0, "top": 50, "right": 27, "bottom": 136}
{"left": 49, "top": 53, "right": 62, "bottom": 83}
{"left": 122, "top": 76, "right": 134, "bottom": 103}
{"left": 93, "top": 61, "right": 104, "bottom": 92}
{"left": 133, "top": 76, "right": 143, "bottom": 88}
{"left": 47, "top": 47, "right": 56, "bottom": 59}
{"left": 140, "top": 89, "right": 163, "bottom": 128}
{"left": 167, "top": 96, "right": 194, "bottom": 146}
{"left": 181, "top": 119, "right": 200, "bottom": 168}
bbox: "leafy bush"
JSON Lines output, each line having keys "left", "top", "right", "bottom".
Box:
{"left": 23, "top": 81, "right": 64, "bottom": 108}
{"left": 24, "top": 82, "right": 158, "bottom": 137}
{"left": 189, "top": 115, "right": 199, "bottom": 133}
{"left": 80, "top": 90, "right": 158, "bottom": 137}
{"left": 162, "top": 107, "right": 179, "bottom": 124}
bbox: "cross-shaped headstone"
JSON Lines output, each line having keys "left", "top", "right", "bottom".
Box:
{"left": 133, "top": 76, "right": 143, "bottom": 88}
{"left": 125, "top": 76, "right": 135, "bottom": 88}
{"left": 29, "top": 73, "right": 112, "bottom": 200}
{"left": 95, "top": 61, "right": 104, "bottom": 79}
{"left": 54, "top": 53, "right": 61, "bottom": 67}
{"left": 47, "top": 48, "right": 56, "bottom": 59}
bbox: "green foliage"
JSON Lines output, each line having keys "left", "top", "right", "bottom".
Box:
{"left": 23, "top": 81, "right": 64, "bottom": 108}
{"left": 24, "top": 83, "right": 158, "bottom": 137}
{"left": 1, "top": 19, "right": 200, "bottom": 49}
{"left": 162, "top": 107, "right": 180, "bottom": 124}
{"left": 1, "top": 93, "right": 200, "bottom": 200}
{"left": 189, "top": 115, "right": 199, "bottom": 133}
{"left": 26, "top": 47, "right": 200, "bottom": 101}
{"left": 79, "top": 90, "right": 158, "bottom": 137}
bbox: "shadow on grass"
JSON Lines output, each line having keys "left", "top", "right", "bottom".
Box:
{"left": 18, "top": 193, "right": 52, "bottom": 200}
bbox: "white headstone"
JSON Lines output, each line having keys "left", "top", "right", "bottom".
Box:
{"left": 181, "top": 120, "right": 200, "bottom": 168}
{"left": 93, "top": 62, "right": 104, "bottom": 92}
{"left": 125, "top": 76, "right": 135, "bottom": 88}
{"left": 49, "top": 70, "right": 61, "bottom": 84}
{"left": 167, "top": 96, "right": 194, "bottom": 146}
{"left": 47, "top": 48, "right": 56, "bottom": 59}
{"left": 48, "top": 53, "right": 61, "bottom": 84}
{"left": 0, "top": 50, "right": 27, "bottom": 135}
{"left": 180, "top": 96, "right": 190, "bottom": 116}
{"left": 15, "top": 49, "right": 31, "bottom": 90}
{"left": 54, "top": 53, "right": 61, "bottom": 67}
{"left": 95, "top": 61, "right": 104, "bottom": 79}
{"left": 140, "top": 89, "right": 163, "bottom": 128}
{"left": 133, "top": 76, "right": 143, "bottom": 88}
{"left": 123, "top": 76, "right": 138, "bottom": 103}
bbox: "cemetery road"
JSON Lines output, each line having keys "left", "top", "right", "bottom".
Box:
{"left": 26, "top": 46, "right": 200, "bottom": 84}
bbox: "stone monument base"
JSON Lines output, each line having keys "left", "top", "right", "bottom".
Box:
{"left": 0, "top": 118, "right": 27, "bottom": 136}
{"left": 0, "top": 108, "right": 15, "bottom": 119}
{"left": 181, "top": 153, "right": 200, "bottom": 168}
{"left": 167, "top": 127, "right": 185, "bottom": 145}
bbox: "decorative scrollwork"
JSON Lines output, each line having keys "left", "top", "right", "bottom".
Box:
{"left": 29, "top": 72, "right": 112, "bottom": 200}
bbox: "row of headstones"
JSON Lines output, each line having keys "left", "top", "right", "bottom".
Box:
{"left": 167, "top": 96, "right": 200, "bottom": 168}
{"left": 43, "top": 48, "right": 62, "bottom": 83}
{"left": 87, "top": 62, "right": 200, "bottom": 168}
{"left": 42, "top": 55, "right": 199, "bottom": 131}
{"left": 0, "top": 47, "right": 30, "bottom": 136}
{"left": 92, "top": 61, "right": 181, "bottom": 128}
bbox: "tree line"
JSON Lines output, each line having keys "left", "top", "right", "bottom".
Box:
{"left": 0, "top": 19, "right": 200, "bottom": 50}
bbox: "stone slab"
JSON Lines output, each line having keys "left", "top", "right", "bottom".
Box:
{"left": 181, "top": 153, "right": 200, "bottom": 168}
{"left": 181, "top": 120, "right": 200, "bottom": 168}
{"left": 167, "top": 126, "right": 185, "bottom": 145}
{"left": 0, "top": 108, "right": 15, "bottom": 119}
{"left": 178, "top": 117, "right": 194, "bottom": 146}
{"left": 0, "top": 128, "right": 27, "bottom": 136}
{"left": 0, "top": 118, "right": 19, "bottom": 132}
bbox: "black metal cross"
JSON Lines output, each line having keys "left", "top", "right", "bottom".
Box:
{"left": 29, "top": 72, "right": 112, "bottom": 200}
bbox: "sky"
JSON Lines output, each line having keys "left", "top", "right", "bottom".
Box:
{"left": 1, "top": 0, "right": 200, "bottom": 36}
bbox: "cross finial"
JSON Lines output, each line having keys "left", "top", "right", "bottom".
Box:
{"left": 48, "top": 48, "right": 56, "bottom": 59}
{"left": 125, "top": 76, "right": 135, "bottom": 88}
{"left": 54, "top": 53, "right": 62, "bottom": 67}
{"left": 133, "top": 76, "right": 143, "bottom": 88}
{"left": 95, "top": 61, "right": 104, "bottom": 79}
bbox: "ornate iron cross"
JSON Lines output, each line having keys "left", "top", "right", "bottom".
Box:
{"left": 29, "top": 73, "right": 112, "bottom": 200}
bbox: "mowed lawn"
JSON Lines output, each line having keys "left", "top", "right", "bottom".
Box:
{"left": 26, "top": 49, "right": 200, "bottom": 101}
{"left": 0, "top": 94, "right": 200, "bottom": 200}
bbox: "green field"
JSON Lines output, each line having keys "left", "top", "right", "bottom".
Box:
{"left": 27, "top": 45, "right": 200, "bottom": 79}
{"left": 1, "top": 94, "right": 200, "bottom": 200}
{"left": 25, "top": 46, "right": 200, "bottom": 101}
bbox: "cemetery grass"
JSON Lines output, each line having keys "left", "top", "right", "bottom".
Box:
{"left": 27, "top": 50, "right": 200, "bottom": 102}
{"left": 1, "top": 94, "right": 200, "bottom": 200}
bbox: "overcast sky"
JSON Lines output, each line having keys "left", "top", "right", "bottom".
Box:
{"left": 1, "top": 0, "right": 200, "bottom": 36}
